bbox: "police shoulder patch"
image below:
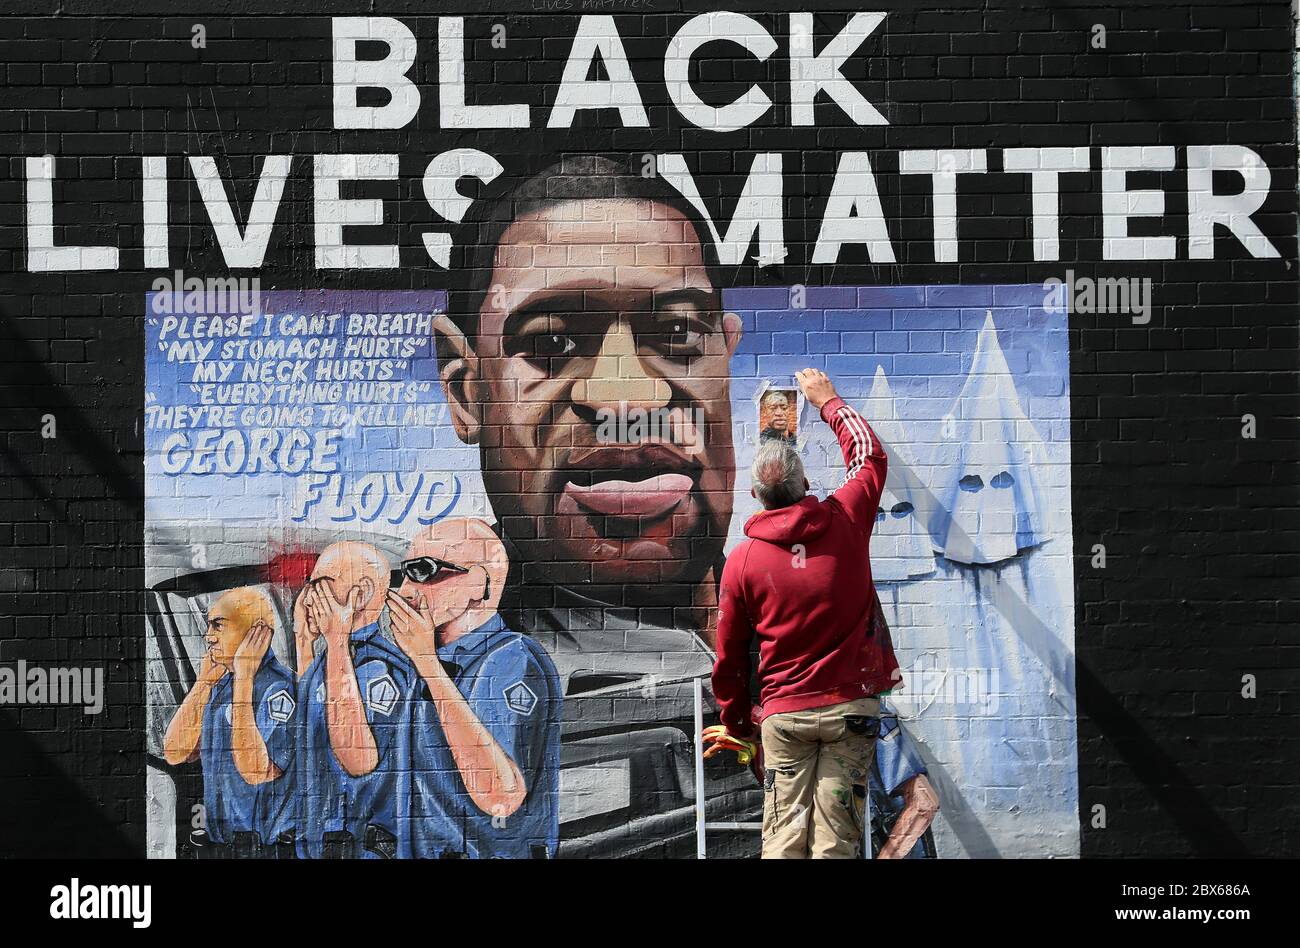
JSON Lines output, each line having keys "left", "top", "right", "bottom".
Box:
{"left": 503, "top": 680, "right": 538, "bottom": 716}
{"left": 367, "top": 674, "right": 399, "bottom": 717}
{"left": 266, "top": 688, "right": 295, "bottom": 723}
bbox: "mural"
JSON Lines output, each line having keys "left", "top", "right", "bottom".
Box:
{"left": 145, "top": 170, "right": 1076, "bottom": 859}
{"left": 727, "top": 285, "right": 1078, "bottom": 858}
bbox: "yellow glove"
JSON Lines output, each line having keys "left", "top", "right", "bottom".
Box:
{"left": 701, "top": 725, "right": 759, "bottom": 765}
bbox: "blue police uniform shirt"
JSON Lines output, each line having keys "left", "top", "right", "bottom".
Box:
{"left": 409, "top": 614, "right": 563, "bottom": 859}
{"left": 199, "top": 651, "right": 296, "bottom": 844}
{"left": 871, "top": 713, "right": 931, "bottom": 859}
{"left": 296, "top": 621, "right": 418, "bottom": 859}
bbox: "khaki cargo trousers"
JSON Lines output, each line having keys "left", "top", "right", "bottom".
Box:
{"left": 759, "top": 696, "right": 880, "bottom": 859}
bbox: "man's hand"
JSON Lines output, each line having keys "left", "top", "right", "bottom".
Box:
{"left": 305, "top": 579, "right": 363, "bottom": 650}
{"left": 198, "top": 648, "right": 228, "bottom": 684}
{"left": 386, "top": 590, "right": 439, "bottom": 665}
{"left": 701, "top": 724, "right": 759, "bottom": 765}
{"left": 795, "top": 367, "right": 838, "bottom": 411}
{"left": 233, "top": 620, "right": 273, "bottom": 681}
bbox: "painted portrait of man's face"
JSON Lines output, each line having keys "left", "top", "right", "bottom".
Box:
{"left": 438, "top": 193, "right": 743, "bottom": 597}
{"left": 762, "top": 392, "right": 792, "bottom": 435}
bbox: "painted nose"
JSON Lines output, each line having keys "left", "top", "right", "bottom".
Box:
{"left": 572, "top": 319, "right": 671, "bottom": 413}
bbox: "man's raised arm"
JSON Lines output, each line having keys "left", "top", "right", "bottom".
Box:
{"left": 796, "top": 367, "right": 887, "bottom": 531}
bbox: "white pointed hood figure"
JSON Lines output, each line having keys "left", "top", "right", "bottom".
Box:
{"left": 937, "top": 312, "right": 1047, "bottom": 565}
{"left": 862, "top": 366, "right": 935, "bottom": 582}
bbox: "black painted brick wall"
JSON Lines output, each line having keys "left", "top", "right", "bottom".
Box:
{"left": 0, "top": 0, "right": 1296, "bottom": 857}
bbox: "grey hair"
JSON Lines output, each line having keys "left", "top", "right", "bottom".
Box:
{"left": 752, "top": 439, "right": 808, "bottom": 510}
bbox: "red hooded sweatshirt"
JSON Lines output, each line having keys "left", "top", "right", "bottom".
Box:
{"left": 712, "top": 395, "right": 901, "bottom": 739}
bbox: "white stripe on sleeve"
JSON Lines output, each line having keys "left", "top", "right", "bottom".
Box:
{"left": 836, "top": 405, "right": 874, "bottom": 484}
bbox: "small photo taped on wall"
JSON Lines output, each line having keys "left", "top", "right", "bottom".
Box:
{"left": 756, "top": 385, "right": 801, "bottom": 446}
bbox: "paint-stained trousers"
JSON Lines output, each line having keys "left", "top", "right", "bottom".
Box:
{"left": 759, "top": 696, "right": 880, "bottom": 859}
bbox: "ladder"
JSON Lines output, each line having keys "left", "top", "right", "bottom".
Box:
{"left": 692, "top": 676, "right": 872, "bottom": 859}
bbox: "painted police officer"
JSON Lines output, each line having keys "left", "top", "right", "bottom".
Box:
{"left": 163, "top": 586, "right": 296, "bottom": 858}
{"left": 294, "top": 540, "right": 417, "bottom": 859}
{"left": 387, "top": 518, "right": 562, "bottom": 859}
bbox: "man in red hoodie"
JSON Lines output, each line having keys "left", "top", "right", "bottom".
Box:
{"left": 710, "top": 368, "right": 900, "bottom": 858}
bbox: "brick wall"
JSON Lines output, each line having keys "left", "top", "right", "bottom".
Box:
{"left": 0, "top": 1, "right": 1296, "bottom": 858}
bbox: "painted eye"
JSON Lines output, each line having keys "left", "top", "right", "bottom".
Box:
{"left": 876, "top": 508, "right": 886, "bottom": 522}
{"left": 890, "top": 502, "right": 914, "bottom": 517}
{"left": 991, "top": 471, "right": 1015, "bottom": 489}
{"left": 540, "top": 335, "right": 577, "bottom": 356}
{"left": 531, "top": 334, "right": 576, "bottom": 358}
{"left": 958, "top": 474, "right": 984, "bottom": 492}
{"left": 643, "top": 311, "right": 710, "bottom": 360}
{"left": 661, "top": 321, "right": 703, "bottom": 354}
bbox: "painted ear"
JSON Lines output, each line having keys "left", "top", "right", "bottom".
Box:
{"left": 432, "top": 313, "right": 482, "bottom": 445}
{"left": 354, "top": 579, "right": 373, "bottom": 611}
{"left": 722, "top": 312, "right": 744, "bottom": 358}
{"left": 468, "top": 564, "right": 491, "bottom": 604}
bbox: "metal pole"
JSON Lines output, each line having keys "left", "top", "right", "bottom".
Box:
{"left": 863, "top": 778, "right": 873, "bottom": 859}
{"left": 694, "top": 675, "right": 707, "bottom": 859}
